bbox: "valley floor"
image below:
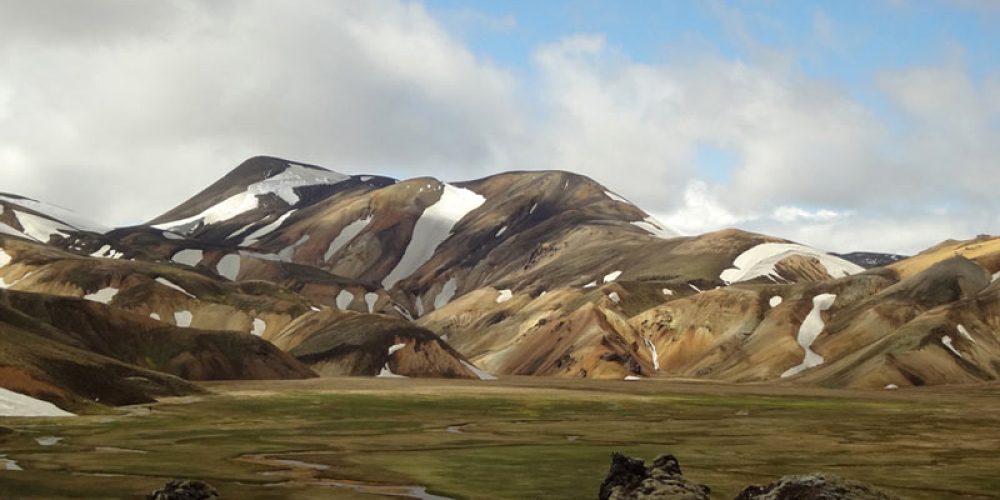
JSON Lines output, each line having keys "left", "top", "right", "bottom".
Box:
{"left": 1, "top": 377, "right": 998, "bottom": 499}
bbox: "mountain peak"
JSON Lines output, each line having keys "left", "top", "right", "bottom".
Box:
{"left": 148, "top": 156, "right": 349, "bottom": 227}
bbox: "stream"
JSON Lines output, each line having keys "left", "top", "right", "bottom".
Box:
{"left": 238, "top": 452, "right": 453, "bottom": 500}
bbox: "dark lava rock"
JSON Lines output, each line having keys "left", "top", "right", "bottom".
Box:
{"left": 599, "top": 452, "right": 710, "bottom": 500}
{"left": 147, "top": 480, "right": 220, "bottom": 500}
{"left": 736, "top": 473, "right": 901, "bottom": 500}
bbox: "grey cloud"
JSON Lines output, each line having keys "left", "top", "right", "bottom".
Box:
{"left": 0, "top": 0, "right": 522, "bottom": 225}
{"left": 0, "top": 0, "right": 996, "bottom": 254}
{"left": 0, "top": 0, "right": 201, "bottom": 45}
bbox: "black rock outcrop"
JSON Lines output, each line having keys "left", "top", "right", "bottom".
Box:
{"left": 147, "top": 480, "right": 219, "bottom": 500}
{"left": 599, "top": 452, "right": 711, "bottom": 500}
{"left": 735, "top": 473, "right": 901, "bottom": 500}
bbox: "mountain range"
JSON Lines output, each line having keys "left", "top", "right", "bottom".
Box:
{"left": 3, "top": 155, "right": 999, "bottom": 415}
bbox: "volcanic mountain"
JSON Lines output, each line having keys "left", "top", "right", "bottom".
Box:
{"left": 3, "top": 155, "right": 1000, "bottom": 414}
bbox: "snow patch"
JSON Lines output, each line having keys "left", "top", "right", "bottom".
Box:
{"left": 365, "top": 292, "right": 379, "bottom": 313}
{"left": 155, "top": 277, "right": 195, "bottom": 298}
{"left": 83, "top": 287, "right": 119, "bottom": 304}
{"left": 0, "top": 388, "right": 74, "bottom": 417}
{"left": 461, "top": 360, "right": 497, "bottom": 380}
{"left": 689, "top": 283, "right": 702, "bottom": 293}
{"left": 0, "top": 221, "right": 23, "bottom": 239}
{"left": 941, "top": 335, "right": 963, "bottom": 358}
{"left": 154, "top": 165, "right": 347, "bottom": 232}
{"left": 171, "top": 249, "right": 203, "bottom": 267}
{"left": 643, "top": 337, "right": 660, "bottom": 371}
{"left": 624, "top": 375, "right": 642, "bottom": 381}
{"left": 377, "top": 343, "right": 409, "bottom": 378}
{"left": 251, "top": 318, "right": 266, "bottom": 337}
{"left": 434, "top": 278, "right": 457, "bottom": 310}
{"left": 496, "top": 289, "right": 513, "bottom": 304}
{"left": 769, "top": 296, "right": 783, "bottom": 308}
{"left": 393, "top": 304, "right": 414, "bottom": 321}
{"left": 631, "top": 216, "right": 678, "bottom": 239}
{"left": 162, "top": 231, "right": 186, "bottom": 241}
{"left": 89, "top": 245, "right": 124, "bottom": 259}
{"left": 278, "top": 234, "right": 310, "bottom": 262}
{"left": 721, "top": 243, "right": 864, "bottom": 285}
{"left": 324, "top": 216, "right": 372, "bottom": 261}
{"left": 957, "top": 325, "right": 977, "bottom": 344}
{"left": 336, "top": 290, "right": 354, "bottom": 310}
{"left": 35, "top": 436, "right": 62, "bottom": 446}
{"left": 603, "top": 270, "right": 622, "bottom": 283}
{"left": 662, "top": 288, "right": 673, "bottom": 296}
{"left": 605, "top": 190, "right": 630, "bottom": 204}
{"left": 608, "top": 291, "right": 621, "bottom": 304}
{"left": 382, "top": 184, "right": 486, "bottom": 288}
{"left": 11, "top": 210, "right": 72, "bottom": 242}
{"left": 0, "top": 456, "right": 22, "bottom": 471}
{"left": 496, "top": 226, "right": 508, "bottom": 237}
{"left": 0, "top": 195, "right": 107, "bottom": 233}
{"left": 149, "top": 313, "right": 161, "bottom": 321}
{"left": 216, "top": 254, "right": 241, "bottom": 281}
{"left": 884, "top": 384, "right": 899, "bottom": 390}
{"left": 241, "top": 210, "right": 297, "bottom": 246}
{"left": 174, "top": 310, "right": 193, "bottom": 328}
{"left": 781, "top": 293, "right": 837, "bottom": 378}
{"left": 583, "top": 281, "right": 597, "bottom": 289}
{"left": 238, "top": 250, "right": 281, "bottom": 262}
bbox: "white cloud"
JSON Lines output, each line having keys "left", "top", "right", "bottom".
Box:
{"left": 0, "top": 0, "right": 522, "bottom": 224}
{"left": 0, "top": 1, "right": 997, "bottom": 255}
{"left": 772, "top": 207, "right": 848, "bottom": 224}
{"left": 660, "top": 181, "right": 753, "bottom": 236}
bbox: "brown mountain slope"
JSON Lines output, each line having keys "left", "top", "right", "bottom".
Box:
{"left": 0, "top": 289, "right": 315, "bottom": 381}
{"left": 145, "top": 158, "right": 861, "bottom": 323}
{"left": 0, "top": 301, "right": 197, "bottom": 412}
{"left": 888, "top": 234, "right": 1000, "bottom": 279}
{"left": 0, "top": 236, "right": 314, "bottom": 336}
{"left": 270, "top": 309, "right": 490, "bottom": 379}
{"left": 20, "top": 155, "right": 992, "bottom": 389}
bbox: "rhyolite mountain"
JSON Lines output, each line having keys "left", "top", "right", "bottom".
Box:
{"left": 3, "top": 155, "right": 1000, "bottom": 414}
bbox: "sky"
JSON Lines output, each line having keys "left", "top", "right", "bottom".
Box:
{"left": 1, "top": 0, "right": 998, "bottom": 254}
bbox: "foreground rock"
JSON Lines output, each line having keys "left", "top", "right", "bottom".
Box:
{"left": 599, "top": 452, "right": 710, "bottom": 500}
{"left": 147, "top": 480, "right": 219, "bottom": 500}
{"left": 736, "top": 473, "right": 900, "bottom": 500}
{"left": 600, "top": 454, "right": 901, "bottom": 500}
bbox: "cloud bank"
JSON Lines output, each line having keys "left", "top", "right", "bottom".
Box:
{"left": 0, "top": 0, "right": 997, "bottom": 254}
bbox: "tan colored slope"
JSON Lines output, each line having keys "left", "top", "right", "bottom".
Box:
{"left": 889, "top": 235, "right": 1000, "bottom": 279}
{"left": 421, "top": 254, "right": 997, "bottom": 387}
{"left": 616, "top": 257, "right": 1000, "bottom": 388}
{"left": 420, "top": 284, "right": 658, "bottom": 379}
{"left": 137, "top": 158, "right": 864, "bottom": 328}
{"left": 56, "top": 226, "right": 400, "bottom": 315}
{"left": 798, "top": 259, "right": 1000, "bottom": 388}
{"left": 0, "top": 321, "right": 196, "bottom": 412}
{"left": 1, "top": 290, "right": 315, "bottom": 382}
{"left": 0, "top": 237, "right": 313, "bottom": 337}
{"left": 270, "top": 309, "right": 483, "bottom": 379}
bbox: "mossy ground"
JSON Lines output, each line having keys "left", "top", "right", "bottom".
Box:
{"left": 1, "top": 377, "right": 998, "bottom": 499}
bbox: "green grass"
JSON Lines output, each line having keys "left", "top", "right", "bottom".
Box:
{"left": 1, "top": 378, "right": 998, "bottom": 499}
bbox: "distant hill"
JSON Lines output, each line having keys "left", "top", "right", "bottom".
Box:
{"left": 4, "top": 155, "right": 1000, "bottom": 415}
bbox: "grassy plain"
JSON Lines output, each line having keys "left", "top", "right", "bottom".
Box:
{"left": 1, "top": 377, "right": 998, "bottom": 499}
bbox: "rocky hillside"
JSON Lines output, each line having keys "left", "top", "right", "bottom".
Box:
{"left": 3, "top": 154, "right": 999, "bottom": 416}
